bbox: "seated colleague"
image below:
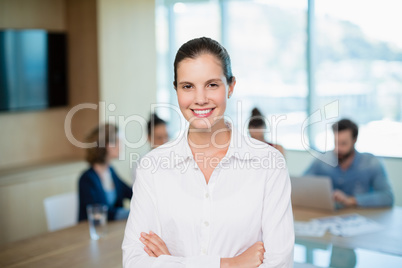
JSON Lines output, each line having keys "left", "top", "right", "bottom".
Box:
{"left": 147, "top": 113, "right": 169, "bottom": 149}
{"left": 248, "top": 107, "right": 285, "bottom": 156}
{"left": 78, "top": 124, "right": 132, "bottom": 221}
{"left": 304, "top": 118, "right": 394, "bottom": 208}
{"left": 132, "top": 113, "right": 169, "bottom": 182}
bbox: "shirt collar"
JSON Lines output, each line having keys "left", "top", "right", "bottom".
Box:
{"left": 332, "top": 148, "right": 360, "bottom": 168}
{"left": 172, "top": 121, "right": 263, "bottom": 167}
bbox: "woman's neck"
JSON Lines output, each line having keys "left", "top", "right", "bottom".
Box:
{"left": 188, "top": 120, "right": 231, "bottom": 153}
{"left": 93, "top": 162, "right": 109, "bottom": 174}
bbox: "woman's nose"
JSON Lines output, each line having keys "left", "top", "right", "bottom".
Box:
{"left": 195, "top": 89, "right": 208, "bottom": 105}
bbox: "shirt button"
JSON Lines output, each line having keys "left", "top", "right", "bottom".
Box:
{"left": 202, "top": 248, "right": 207, "bottom": 254}
{"left": 204, "top": 221, "right": 209, "bottom": 227}
{"left": 205, "top": 193, "right": 209, "bottom": 198}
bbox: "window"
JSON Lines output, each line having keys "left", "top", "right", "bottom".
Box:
{"left": 156, "top": 0, "right": 402, "bottom": 157}
{"left": 313, "top": 0, "right": 402, "bottom": 157}
{"left": 224, "top": 0, "right": 307, "bottom": 149}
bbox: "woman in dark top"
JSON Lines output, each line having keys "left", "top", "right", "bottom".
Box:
{"left": 78, "top": 124, "right": 132, "bottom": 221}
{"left": 248, "top": 107, "right": 286, "bottom": 156}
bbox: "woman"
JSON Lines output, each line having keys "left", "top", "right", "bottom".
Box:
{"left": 78, "top": 124, "right": 132, "bottom": 221}
{"left": 122, "top": 37, "right": 294, "bottom": 267}
{"left": 248, "top": 107, "right": 286, "bottom": 157}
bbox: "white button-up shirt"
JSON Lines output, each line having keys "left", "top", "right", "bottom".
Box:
{"left": 122, "top": 125, "right": 294, "bottom": 267}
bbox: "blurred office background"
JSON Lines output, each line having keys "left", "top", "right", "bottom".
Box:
{"left": 0, "top": 0, "right": 401, "bottom": 246}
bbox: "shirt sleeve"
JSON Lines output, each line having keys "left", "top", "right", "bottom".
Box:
{"left": 122, "top": 163, "right": 221, "bottom": 268}
{"left": 354, "top": 158, "right": 394, "bottom": 207}
{"left": 259, "top": 155, "right": 294, "bottom": 268}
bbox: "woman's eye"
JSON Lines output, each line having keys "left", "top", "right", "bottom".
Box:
{"left": 182, "top": 84, "right": 193, "bottom": 89}
{"left": 208, "top": 83, "right": 219, "bottom": 88}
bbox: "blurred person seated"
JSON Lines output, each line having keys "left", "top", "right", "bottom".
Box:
{"left": 304, "top": 118, "right": 394, "bottom": 208}
{"left": 78, "top": 124, "right": 132, "bottom": 221}
{"left": 131, "top": 113, "right": 169, "bottom": 182}
{"left": 147, "top": 113, "right": 169, "bottom": 149}
{"left": 248, "top": 107, "right": 285, "bottom": 156}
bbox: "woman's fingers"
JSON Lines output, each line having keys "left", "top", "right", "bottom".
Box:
{"left": 141, "top": 236, "right": 162, "bottom": 256}
{"left": 142, "top": 232, "right": 163, "bottom": 250}
{"left": 140, "top": 233, "right": 162, "bottom": 256}
{"left": 259, "top": 249, "right": 265, "bottom": 262}
{"left": 254, "top": 241, "right": 265, "bottom": 264}
{"left": 148, "top": 231, "right": 170, "bottom": 254}
{"left": 139, "top": 232, "right": 171, "bottom": 257}
{"left": 232, "top": 241, "right": 265, "bottom": 267}
{"left": 144, "top": 246, "right": 157, "bottom": 257}
{"left": 260, "top": 247, "right": 265, "bottom": 262}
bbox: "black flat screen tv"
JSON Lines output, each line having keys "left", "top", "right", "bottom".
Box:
{"left": 0, "top": 30, "right": 68, "bottom": 112}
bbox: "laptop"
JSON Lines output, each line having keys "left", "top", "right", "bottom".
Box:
{"left": 290, "top": 176, "right": 335, "bottom": 212}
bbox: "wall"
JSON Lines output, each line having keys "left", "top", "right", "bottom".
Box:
{"left": 286, "top": 150, "right": 402, "bottom": 206}
{"left": 0, "top": 0, "right": 72, "bottom": 169}
{"left": 0, "top": 0, "right": 99, "bottom": 169}
{"left": 0, "top": 109, "right": 76, "bottom": 169}
{"left": 97, "top": 0, "right": 157, "bottom": 184}
{"left": 0, "top": 0, "right": 65, "bottom": 30}
{"left": 0, "top": 0, "right": 99, "bottom": 245}
{"left": 0, "top": 161, "right": 86, "bottom": 244}
{"left": 67, "top": 0, "right": 100, "bottom": 159}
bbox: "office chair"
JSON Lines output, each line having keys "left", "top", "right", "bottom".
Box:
{"left": 43, "top": 192, "right": 78, "bottom": 232}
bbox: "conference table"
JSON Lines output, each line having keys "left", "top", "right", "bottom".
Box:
{"left": 1, "top": 207, "right": 401, "bottom": 268}
{"left": 293, "top": 206, "right": 402, "bottom": 267}
{"left": 0, "top": 220, "right": 126, "bottom": 268}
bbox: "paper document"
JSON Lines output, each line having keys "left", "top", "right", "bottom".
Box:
{"left": 295, "top": 214, "right": 383, "bottom": 237}
{"left": 294, "top": 221, "right": 327, "bottom": 237}
{"left": 311, "top": 213, "right": 383, "bottom": 237}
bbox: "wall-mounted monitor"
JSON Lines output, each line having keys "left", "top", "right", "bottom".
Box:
{"left": 0, "top": 30, "right": 68, "bottom": 112}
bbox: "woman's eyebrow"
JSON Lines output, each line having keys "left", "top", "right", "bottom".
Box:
{"left": 178, "top": 78, "right": 223, "bottom": 85}
{"left": 178, "top": 81, "right": 193, "bottom": 85}
{"left": 205, "top": 78, "right": 223, "bottom": 83}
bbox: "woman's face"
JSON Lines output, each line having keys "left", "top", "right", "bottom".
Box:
{"left": 249, "top": 127, "right": 266, "bottom": 142}
{"left": 148, "top": 124, "right": 169, "bottom": 149}
{"left": 175, "top": 53, "right": 235, "bottom": 130}
{"left": 106, "top": 138, "right": 120, "bottom": 160}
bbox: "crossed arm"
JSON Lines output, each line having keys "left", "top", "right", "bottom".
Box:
{"left": 139, "top": 231, "right": 265, "bottom": 268}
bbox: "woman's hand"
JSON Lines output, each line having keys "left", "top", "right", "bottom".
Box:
{"left": 221, "top": 241, "right": 265, "bottom": 268}
{"left": 139, "top": 231, "right": 171, "bottom": 257}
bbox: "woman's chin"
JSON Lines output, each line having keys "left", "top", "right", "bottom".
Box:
{"left": 188, "top": 118, "right": 215, "bottom": 130}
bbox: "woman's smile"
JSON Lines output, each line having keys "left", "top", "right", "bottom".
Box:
{"left": 191, "top": 108, "right": 215, "bottom": 118}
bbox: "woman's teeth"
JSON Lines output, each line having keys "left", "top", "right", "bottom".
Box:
{"left": 193, "top": 109, "right": 212, "bottom": 115}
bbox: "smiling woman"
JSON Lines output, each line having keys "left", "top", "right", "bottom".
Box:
{"left": 176, "top": 53, "right": 233, "bottom": 131}
{"left": 122, "top": 37, "right": 294, "bottom": 268}
{"left": 173, "top": 37, "right": 235, "bottom": 132}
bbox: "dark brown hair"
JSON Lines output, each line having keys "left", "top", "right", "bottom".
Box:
{"left": 248, "top": 107, "right": 266, "bottom": 129}
{"left": 85, "top": 124, "right": 118, "bottom": 165}
{"left": 332, "top": 119, "right": 359, "bottom": 140}
{"left": 173, "top": 37, "right": 234, "bottom": 88}
{"left": 147, "top": 113, "right": 166, "bottom": 137}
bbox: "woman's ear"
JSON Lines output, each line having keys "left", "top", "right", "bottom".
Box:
{"left": 228, "top": 76, "right": 236, "bottom": 99}
{"left": 173, "top": 81, "right": 177, "bottom": 91}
